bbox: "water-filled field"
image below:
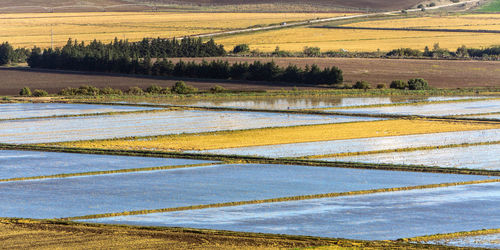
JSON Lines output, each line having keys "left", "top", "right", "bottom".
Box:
{"left": 0, "top": 150, "right": 214, "bottom": 180}
{"left": 329, "top": 99, "right": 500, "bottom": 117}
{"left": 0, "top": 164, "right": 489, "bottom": 219}
{"left": 324, "top": 144, "right": 500, "bottom": 170}
{"left": 464, "top": 114, "right": 500, "bottom": 120}
{"left": 0, "top": 110, "right": 382, "bottom": 144}
{"left": 118, "top": 96, "right": 486, "bottom": 110}
{"left": 0, "top": 103, "right": 156, "bottom": 119}
{"left": 84, "top": 182, "right": 500, "bottom": 240}
{"left": 426, "top": 233, "right": 500, "bottom": 248}
{"left": 199, "top": 129, "right": 500, "bottom": 157}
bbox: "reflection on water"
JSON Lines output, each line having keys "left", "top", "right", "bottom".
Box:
{"left": 327, "top": 144, "right": 500, "bottom": 170}
{"left": 428, "top": 233, "right": 500, "bottom": 248}
{"left": 0, "top": 103, "right": 156, "bottom": 119}
{"left": 0, "top": 164, "right": 487, "bottom": 219}
{"left": 200, "top": 129, "right": 500, "bottom": 158}
{"left": 111, "top": 96, "right": 487, "bottom": 110}
{"left": 83, "top": 182, "right": 500, "bottom": 241}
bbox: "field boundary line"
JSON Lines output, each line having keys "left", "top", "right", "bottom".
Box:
{"left": 62, "top": 178, "right": 500, "bottom": 221}
{"left": 0, "top": 162, "right": 218, "bottom": 183}
{"left": 302, "top": 140, "right": 500, "bottom": 159}
{"left": 404, "top": 228, "right": 500, "bottom": 242}
{"left": 2, "top": 144, "right": 499, "bottom": 176}
{"left": 312, "top": 26, "right": 500, "bottom": 34}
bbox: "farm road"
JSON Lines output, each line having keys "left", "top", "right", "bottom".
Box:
{"left": 192, "top": 0, "right": 482, "bottom": 39}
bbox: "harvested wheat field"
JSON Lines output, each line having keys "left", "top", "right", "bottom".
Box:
{"left": 0, "top": 12, "right": 339, "bottom": 48}
{"left": 215, "top": 26, "right": 500, "bottom": 52}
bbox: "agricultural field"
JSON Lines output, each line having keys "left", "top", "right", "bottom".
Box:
{"left": 215, "top": 25, "right": 500, "bottom": 52}
{"left": 326, "top": 98, "right": 500, "bottom": 116}
{"left": 1, "top": 95, "right": 500, "bottom": 248}
{"left": 341, "top": 14, "right": 500, "bottom": 31}
{"left": 0, "top": 12, "right": 340, "bottom": 48}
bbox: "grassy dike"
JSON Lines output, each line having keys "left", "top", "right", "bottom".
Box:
{"left": 1, "top": 144, "right": 499, "bottom": 177}
{"left": 406, "top": 228, "right": 500, "bottom": 243}
{"left": 63, "top": 179, "right": 500, "bottom": 221}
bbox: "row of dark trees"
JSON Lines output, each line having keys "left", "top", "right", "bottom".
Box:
{"left": 387, "top": 44, "right": 500, "bottom": 58}
{"left": 0, "top": 42, "right": 30, "bottom": 65}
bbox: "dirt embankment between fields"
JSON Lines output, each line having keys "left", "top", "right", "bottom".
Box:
{"left": 0, "top": 57, "right": 498, "bottom": 95}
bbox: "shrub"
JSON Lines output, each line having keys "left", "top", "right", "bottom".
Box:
{"left": 19, "top": 87, "right": 32, "bottom": 96}
{"left": 171, "top": 81, "right": 197, "bottom": 94}
{"left": 32, "top": 89, "right": 48, "bottom": 97}
{"left": 376, "top": 83, "right": 385, "bottom": 89}
{"left": 146, "top": 84, "right": 163, "bottom": 94}
{"left": 233, "top": 44, "right": 250, "bottom": 54}
{"left": 100, "top": 87, "right": 123, "bottom": 95}
{"left": 210, "top": 85, "right": 227, "bottom": 93}
{"left": 390, "top": 80, "right": 409, "bottom": 90}
{"left": 58, "top": 87, "right": 78, "bottom": 96}
{"left": 352, "top": 80, "right": 371, "bottom": 89}
{"left": 408, "top": 78, "right": 429, "bottom": 90}
{"left": 77, "top": 85, "right": 99, "bottom": 96}
{"left": 303, "top": 46, "right": 321, "bottom": 57}
{"left": 127, "top": 86, "right": 144, "bottom": 95}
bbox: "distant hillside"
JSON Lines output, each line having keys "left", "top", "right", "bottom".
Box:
{"left": 0, "top": 0, "right": 425, "bottom": 12}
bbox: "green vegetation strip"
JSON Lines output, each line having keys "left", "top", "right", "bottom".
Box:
{"left": 62, "top": 179, "right": 500, "bottom": 221}
{"left": 405, "top": 228, "right": 500, "bottom": 242}
{"left": 303, "top": 140, "right": 500, "bottom": 159}
{"left": 0, "top": 162, "right": 218, "bottom": 183}
{"left": 1, "top": 144, "right": 499, "bottom": 176}
{"left": 0, "top": 108, "right": 174, "bottom": 122}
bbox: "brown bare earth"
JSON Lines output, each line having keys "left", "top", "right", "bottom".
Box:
{"left": 0, "top": 218, "right": 451, "bottom": 249}
{"left": 0, "top": 57, "right": 496, "bottom": 95}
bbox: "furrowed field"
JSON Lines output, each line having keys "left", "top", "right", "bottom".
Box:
{"left": 0, "top": 12, "right": 340, "bottom": 48}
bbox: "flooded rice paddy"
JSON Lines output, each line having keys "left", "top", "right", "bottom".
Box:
{"left": 115, "top": 96, "right": 486, "bottom": 110}
{"left": 83, "top": 182, "right": 500, "bottom": 240}
{"left": 426, "top": 233, "right": 500, "bottom": 248}
{"left": 0, "top": 110, "right": 382, "bottom": 144}
{"left": 0, "top": 103, "right": 156, "bottom": 119}
{"left": 329, "top": 99, "right": 500, "bottom": 117}
{"left": 324, "top": 144, "right": 500, "bottom": 170}
{"left": 0, "top": 164, "right": 490, "bottom": 219}
{"left": 0, "top": 150, "right": 214, "bottom": 180}
{"left": 198, "top": 129, "right": 500, "bottom": 157}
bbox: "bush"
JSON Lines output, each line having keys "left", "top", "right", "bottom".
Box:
{"left": 390, "top": 80, "right": 409, "bottom": 90}
{"left": 171, "top": 81, "right": 197, "bottom": 94}
{"left": 127, "top": 86, "right": 144, "bottom": 95}
{"left": 233, "top": 44, "right": 250, "bottom": 54}
{"left": 210, "top": 85, "right": 226, "bottom": 93}
{"left": 303, "top": 46, "right": 321, "bottom": 57}
{"left": 146, "top": 84, "right": 163, "bottom": 94}
{"left": 32, "top": 89, "right": 48, "bottom": 97}
{"left": 58, "top": 87, "right": 78, "bottom": 96}
{"left": 99, "top": 87, "right": 123, "bottom": 95}
{"left": 77, "top": 85, "right": 100, "bottom": 96}
{"left": 376, "top": 83, "right": 385, "bottom": 89}
{"left": 19, "top": 87, "right": 32, "bottom": 96}
{"left": 408, "top": 78, "right": 429, "bottom": 90}
{"left": 352, "top": 80, "right": 371, "bottom": 89}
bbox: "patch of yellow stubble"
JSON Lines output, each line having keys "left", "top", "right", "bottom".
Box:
{"left": 0, "top": 12, "right": 341, "bottom": 48}
{"left": 56, "top": 119, "right": 500, "bottom": 151}
{"left": 216, "top": 26, "right": 500, "bottom": 52}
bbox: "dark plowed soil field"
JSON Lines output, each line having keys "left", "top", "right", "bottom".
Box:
{"left": 1, "top": 57, "right": 498, "bottom": 95}
{"left": 0, "top": 0, "right": 424, "bottom": 12}
{"left": 163, "top": 0, "right": 423, "bottom": 10}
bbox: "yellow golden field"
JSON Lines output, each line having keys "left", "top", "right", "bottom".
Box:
{"left": 55, "top": 119, "right": 500, "bottom": 151}
{"left": 216, "top": 26, "right": 500, "bottom": 52}
{"left": 0, "top": 12, "right": 341, "bottom": 48}
{"left": 345, "top": 14, "right": 500, "bottom": 31}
